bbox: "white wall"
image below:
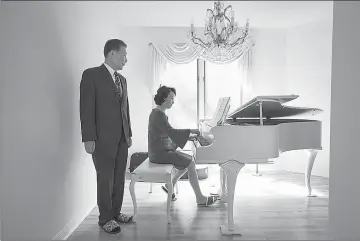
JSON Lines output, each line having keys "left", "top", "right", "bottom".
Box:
{"left": 329, "top": 1, "right": 360, "bottom": 240}
{"left": 0, "top": 2, "right": 200, "bottom": 240}
{"left": 0, "top": 3, "right": 98, "bottom": 240}
{"left": 250, "top": 17, "right": 333, "bottom": 178}
{"left": 276, "top": 17, "right": 333, "bottom": 178}
{"left": 251, "top": 29, "right": 288, "bottom": 96}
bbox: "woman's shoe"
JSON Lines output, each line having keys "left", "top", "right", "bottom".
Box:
{"left": 197, "top": 195, "right": 219, "bottom": 207}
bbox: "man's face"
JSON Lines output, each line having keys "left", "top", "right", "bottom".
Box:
{"left": 112, "top": 46, "right": 127, "bottom": 70}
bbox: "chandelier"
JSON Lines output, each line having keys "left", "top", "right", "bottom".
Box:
{"left": 189, "top": 1, "right": 250, "bottom": 52}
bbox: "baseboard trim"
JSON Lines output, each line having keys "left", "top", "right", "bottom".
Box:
{"left": 53, "top": 204, "right": 95, "bottom": 240}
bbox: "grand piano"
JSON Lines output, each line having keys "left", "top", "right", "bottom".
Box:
{"left": 190, "top": 95, "right": 323, "bottom": 235}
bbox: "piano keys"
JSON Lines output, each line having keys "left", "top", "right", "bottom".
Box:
{"left": 189, "top": 95, "right": 323, "bottom": 235}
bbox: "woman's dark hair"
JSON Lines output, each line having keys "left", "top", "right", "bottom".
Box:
{"left": 154, "top": 85, "right": 176, "bottom": 105}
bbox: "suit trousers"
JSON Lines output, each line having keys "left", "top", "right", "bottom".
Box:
{"left": 92, "top": 134, "right": 128, "bottom": 225}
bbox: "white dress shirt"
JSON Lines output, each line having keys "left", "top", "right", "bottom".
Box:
{"left": 104, "top": 62, "right": 117, "bottom": 83}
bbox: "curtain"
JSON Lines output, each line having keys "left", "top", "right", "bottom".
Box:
{"left": 149, "top": 39, "right": 254, "bottom": 108}
{"left": 152, "top": 43, "right": 199, "bottom": 64}
{"left": 151, "top": 39, "right": 254, "bottom": 65}
{"left": 238, "top": 49, "right": 254, "bottom": 105}
{"left": 149, "top": 45, "right": 167, "bottom": 108}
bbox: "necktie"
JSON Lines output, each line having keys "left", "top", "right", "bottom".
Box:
{"left": 114, "top": 72, "right": 123, "bottom": 97}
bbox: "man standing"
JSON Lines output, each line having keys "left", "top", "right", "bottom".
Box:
{"left": 80, "top": 39, "right": 133, "bottom": 234}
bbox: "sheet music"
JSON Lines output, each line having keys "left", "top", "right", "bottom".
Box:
{"left": 211, "top": 97, "right": 231, "bottom": 126}
{"left": 219, "top": 103, "right": 231, "bottom": 125}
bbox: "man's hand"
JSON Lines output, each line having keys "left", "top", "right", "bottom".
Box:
{"left": 127, "top": 137, "right": 132, "bottom": 148}
{"left": 84, "top": 141, "right": 95, "bottom": 154}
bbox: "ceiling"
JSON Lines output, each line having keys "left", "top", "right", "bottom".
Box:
{"left": 89, "top": 1, "right": 333, "bottom": 29}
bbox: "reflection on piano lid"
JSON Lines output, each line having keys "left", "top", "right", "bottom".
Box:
{"left": 228, "top": 95, "right": 323, "bottom": 119}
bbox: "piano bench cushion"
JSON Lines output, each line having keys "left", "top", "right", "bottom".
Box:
{"left": 130, "top": 158, "right": 175, "bottom": 183}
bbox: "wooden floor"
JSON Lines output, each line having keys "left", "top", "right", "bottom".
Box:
{"left": 67, "top": 165, "right": 329, "bottom": 240}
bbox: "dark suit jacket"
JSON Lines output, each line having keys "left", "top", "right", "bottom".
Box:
{"left": 80, "top": 64, "right": 132, "bottom": 158}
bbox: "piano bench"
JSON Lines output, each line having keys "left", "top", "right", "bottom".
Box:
{"left": 128, "top": 158, "right": 179, "bottom": 224}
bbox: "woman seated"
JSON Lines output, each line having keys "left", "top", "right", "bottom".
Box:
{"left": 148, "top": 85, "right": 218, "bottom": 206}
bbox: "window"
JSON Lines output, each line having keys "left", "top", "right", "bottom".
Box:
{"left": 162, "top": 61, "right": 198, "bottom": 129}
{"left": 204, "top": 60, "right": 241, "bottom": 117}
{"left": 161, "top": 59, "right": 243, "bottom": 127}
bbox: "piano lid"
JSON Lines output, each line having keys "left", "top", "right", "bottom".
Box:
{"left": 228, "top": 95, "right": 323, "bottom": 119}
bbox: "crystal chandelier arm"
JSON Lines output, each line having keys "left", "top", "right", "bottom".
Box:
{"left": 192, "top": 34, "right": 212, "bottom": 48}
{"left": 223, "top": 5, "right": 232, "bottom": 17}
{"left": 204, "top": 9, "right": 215, "bottom": 37}
{"left": 222, "top": 5, "right": 233, "bottom": 44}
{"left": 209, "top": 27, "right": 217, "bottom": 45}
{"left": 229, "top": 19, "right": 250, "bottom": 46}
{"left": 206, "top": 8, "right": 214, "bottom": 16}
{"left": 224, "top": 15, "right": 231, "bottom": 23}
{"left": 229, "top": 30, "right": 249, "bottom": 47}
{"left": 206, "top": 17, "right": 218, "bottom": 44}
{"left": 205, "top": 9, "right": 214, "bottom": 24}
{"left": 230, "top": 37, "right": 246, "bottom": 47}
{"left": 224, "top": 5, "right": 233, "bottom": 26}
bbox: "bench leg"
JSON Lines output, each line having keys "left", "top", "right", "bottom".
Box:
{"left": 129, "top": 180, "right": 137, "bottom": 221}
{"left": 175, "top": 182, "right": 179, "bottom": 194}
{"left": 149, "top": 183, "right": 153, "bottom": 193}
{"left": 166, "top": 180, "right": 173, "bottom": 224}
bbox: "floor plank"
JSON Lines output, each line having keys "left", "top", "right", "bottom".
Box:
{"left": 68, "top": 165, "right": 329, "bottom": 240}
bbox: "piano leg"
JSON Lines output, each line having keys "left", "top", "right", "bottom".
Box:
{"left": 215, "top": 167, "right": 228, "bottom": 202}
{"left": 305, "top": 149, "right": 318, "bottom": 197}
{"left": 219, "top": 160, "right": 245, "bottom": 235}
